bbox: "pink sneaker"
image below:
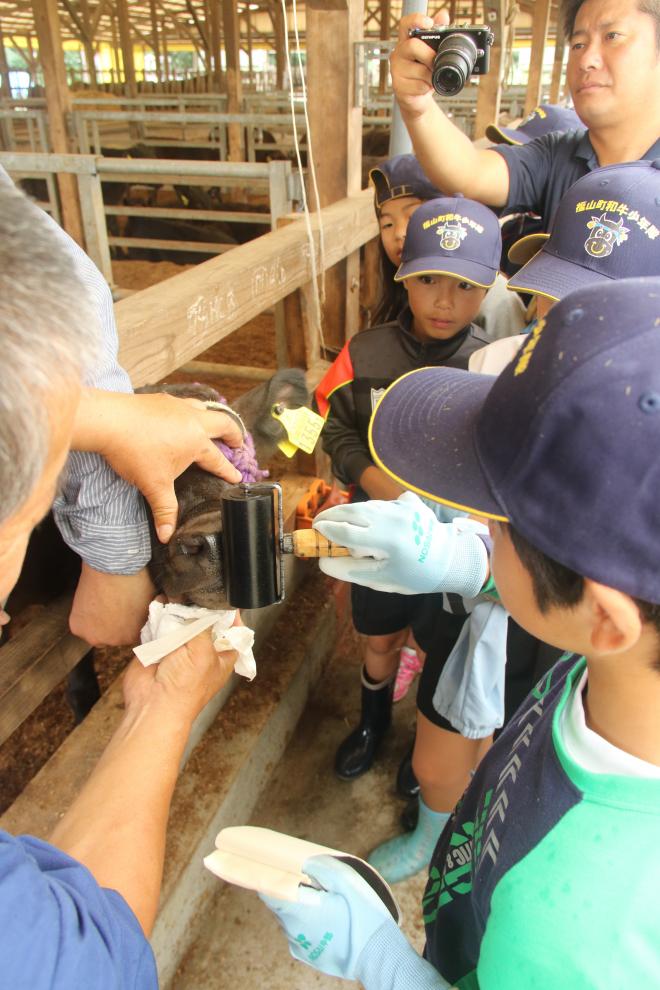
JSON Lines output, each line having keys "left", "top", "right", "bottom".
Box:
{"left": 394, "top": 647, "right": 423, "bottom": 703}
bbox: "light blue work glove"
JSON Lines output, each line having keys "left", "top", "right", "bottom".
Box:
{"left": 260, "top": 854, "right": 452, "bottom": 989}
{"left": 313, "top": 492, "right": 488, "bottom": 597}
{"left": 259, "top": 853, "right": 396, "bottom": 980}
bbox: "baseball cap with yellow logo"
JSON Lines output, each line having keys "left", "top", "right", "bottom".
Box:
{"left": 507, "top": 160, "right": 660, "bottom": 301}
{"left": 394, "top": 195, "right": 501, "bottom": 288}
{"left": 368, "top": 278, "right": 660, "bottom": 603}
{"left": 486, "top": 103, "right": 583, "bottom": 145}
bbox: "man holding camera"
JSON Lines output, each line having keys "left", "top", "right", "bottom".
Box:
{"left": 391, "top": 0, "right": 660, "bottom": 225}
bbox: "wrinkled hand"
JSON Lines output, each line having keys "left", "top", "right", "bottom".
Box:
{"left": 390, "top": 8, "right": 450, "bottom": 119}
{"left": 260, "top": 854, "right": 397, "bottom": 980}
{"left": 313, "top": 492, "right": 488, "bottom": 597}
{"left": 123, "top": 616, "right": 240, "bottom": 722}
{"left": 74, "top": 389, "right": 243, "bottom": 544}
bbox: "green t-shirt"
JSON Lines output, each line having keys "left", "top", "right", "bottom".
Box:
{"left": 424, "top": 654, "right": 660, "bottom": 988}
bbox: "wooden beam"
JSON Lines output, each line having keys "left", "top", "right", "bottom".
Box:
{"left": 209, "top": 0, "right": 222, "bottom": 91}
{"left": 473, "top": 0, "right": 506, "bottom": 139}
{"left": 270, "top": 2, "right": 286, "bottom": 90}
{"left": 0, "top": 20, "right": 12, "bottom": 97}
{"left": 549, "top": 20, "right": 566, "bottom": 103}
{"left": 0, "top": 598, "right": 89, "bottom": 746}
{"left": 306, "top": 0, "right": 364, "bottom": 351}
{"left": 378, "top": 0, "right": 391, "bottom": 94}
{"left": 149, "top": 0, "right": 162, "bottom": 83}
{"left": 222, "top": 0, "right": 243, "bottom": 160}
{"left": 115, "top": 188, "right": 378, "bottom": 387}
{"left": 180, "top": 360, "right": 276, "bottom": 381}
{"left": 116, "top": 0, "right": 137, "bottom": 96}
{"left": 32, "top": 0, "right": 84, "bottom": 244}
{"left": 524, "top": 0, "right": 552, "bottom": 115}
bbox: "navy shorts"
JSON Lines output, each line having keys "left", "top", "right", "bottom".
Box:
{"left": 350, "top": 584, "right": 445, "bottom": 645}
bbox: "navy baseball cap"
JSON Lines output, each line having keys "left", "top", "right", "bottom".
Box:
{"left": 394, "top": 196, "right": 501, "bottom": 288}
{"left": 370, "top": 154, "right": 441, "bottom": 210}
{"left": 486, "top": 103, "right": 583, "bottom": 145}
{"left": 508, "top": 160, "right": 660, "bottom": 300}
{"left": 368, "top": 278, "right": 660, "bottom": 603}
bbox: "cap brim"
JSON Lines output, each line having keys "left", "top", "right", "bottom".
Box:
{"left": 394, "top": 258, "right": 497, "bottom": 289}
{"left": 507, "top": 249, "right": 613, "bottom": 301}
{"left": 507, "top": 232, "right": 549, "bottom": 266}
{"left": 484, "top": 124, "right": 529, "bottom": 145}
{"left": 368, "top": 366, "right": 507, "bottom": 521}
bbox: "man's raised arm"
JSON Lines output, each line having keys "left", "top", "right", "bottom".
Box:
{"left": 391, "top": 9, "right": 510, "bottom": 206}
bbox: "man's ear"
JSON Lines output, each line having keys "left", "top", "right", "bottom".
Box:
{"left": 583, "top": 580, "right": 643, "bottom": 654}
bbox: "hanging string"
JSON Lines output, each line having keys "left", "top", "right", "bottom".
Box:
{"left": 280, "top": 0, "right": 327, "bottom": 356}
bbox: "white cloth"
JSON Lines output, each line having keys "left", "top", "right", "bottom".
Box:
{"left": 134, "top": 601, "right": 257, "bottom": 680}
{"left": 561, "top": 668, "right": 660, "bottom": 779}
{"left": 468, "top": 334, "right": 526, "bottom": 375}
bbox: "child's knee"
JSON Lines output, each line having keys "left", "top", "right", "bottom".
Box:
{"left": 367, "top": 630, "right": 407, "bottom": 656}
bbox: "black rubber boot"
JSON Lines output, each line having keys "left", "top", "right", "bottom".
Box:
{"left": 400, "top": 797, "right": 419, "bottom": 832}
{"left": 335, "top": 668, "right": 394, "bottom": 780}
{"left": 396, "top": 738, "right": 420, "bottom": 799}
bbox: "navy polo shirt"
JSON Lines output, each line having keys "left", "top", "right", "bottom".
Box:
{"left": 494, "top": 129, "right": 660, "bottom": 229}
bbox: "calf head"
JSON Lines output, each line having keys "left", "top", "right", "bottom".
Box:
{"left": 142, "top": 369, "right": 309, "bottom": 608}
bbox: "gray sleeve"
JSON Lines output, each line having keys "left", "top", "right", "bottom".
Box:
{"left": 40, "top": 198, "right": 151, "bottom": 574}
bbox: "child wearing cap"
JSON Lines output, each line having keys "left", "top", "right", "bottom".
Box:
{"left": 261, "top": 277, "right": 660, "bottom": 989}
{"left": 368, "top": 154, "right": 444, "bottom": 708}
{"left": 369, "top": 153, "right": 442, "bottom": 325}
{"left": 471, "top": 159, "right": 660, "bottom": 373}
{"left": 314, "top": 195, "right": 498, "bottom": 867}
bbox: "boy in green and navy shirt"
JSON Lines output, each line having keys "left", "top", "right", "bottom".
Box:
{"left": 260, "top": 276, "right": 660, "bottom": 989}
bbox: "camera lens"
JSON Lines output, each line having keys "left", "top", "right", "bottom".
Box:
{"left": 431, "top": 32, "right": 478, "bottom": 96}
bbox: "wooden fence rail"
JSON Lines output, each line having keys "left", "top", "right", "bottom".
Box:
{"left": 0, "top": 152, "right": 300, "bottom": 286}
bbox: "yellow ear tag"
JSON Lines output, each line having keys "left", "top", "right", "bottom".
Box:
{"left": 272, "top": 404, "right": 325, "bottom": 457}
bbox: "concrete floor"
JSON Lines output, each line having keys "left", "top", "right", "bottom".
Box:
{"left": 172, "top": 625, "right": 428, "bottom": 990}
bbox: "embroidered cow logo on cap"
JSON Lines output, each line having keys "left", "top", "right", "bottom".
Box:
{"left": 584, "top": 214, "right": 630, "bottom": 258}
{"left": 437, "top": 221, "right": 468, "bottom": 251}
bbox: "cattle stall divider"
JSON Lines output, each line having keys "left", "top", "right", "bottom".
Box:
{"left": 0, "top": 151, "right": 301, "bottom": 289}
{"left": 0, "top": 185, "right": 378, "bottom": 985}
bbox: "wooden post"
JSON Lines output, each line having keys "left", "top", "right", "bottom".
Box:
{"left": 0, "top": 20, "right": 12, "bottom": 97}
{"left": 222, "top": 0, "right": 244, "bottom": 160}
{"left": 32, "top": 0, "right": 84, "bottom": 244}
{"left": 209, "top": 0, "right": 222, "bottom": 91}
{"left": 150, "top": 0, "right": 162, "bottom": 84}
{"left": 473, "top": 0, "right": 506, "bottom": 139}
{"left": 161, "top": 17, "right": 170, "bottom": 82}
{"left": 524, "top": 0, "right": 551, "bottom": 115}
{"left": 307, "top": 0, "right": 364, "bottom": 351}
{"left": 246, "top": 6, "right": 254, "bottom": 85}
{"left": 549, "top": 21, "right": 566, "bottom": 103}
{"left": 378, "top": 0, "right": 391, "bottom": 95}
{"left": 116, "top": 0, "right": 137, "bottom": 97}
{"left": 271, "top": 3, "right": 286, "bottom": 90}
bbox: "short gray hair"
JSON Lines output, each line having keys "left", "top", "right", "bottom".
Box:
{"left": 0, "top": 181, "right": 100, "bottom": 524}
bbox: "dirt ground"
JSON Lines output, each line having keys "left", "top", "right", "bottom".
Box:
{"left": 172, "top": 618, "right": 428, "bottom": 990}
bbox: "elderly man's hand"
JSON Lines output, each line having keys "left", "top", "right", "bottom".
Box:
{"left": 390, "top": 8, "right": 449, "bottom": 119}
{"left": 123, "top": 618, "right": 240, "bottom": 723}
{"left": 72, "top": 389, "right": 243, "bottom": 543}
